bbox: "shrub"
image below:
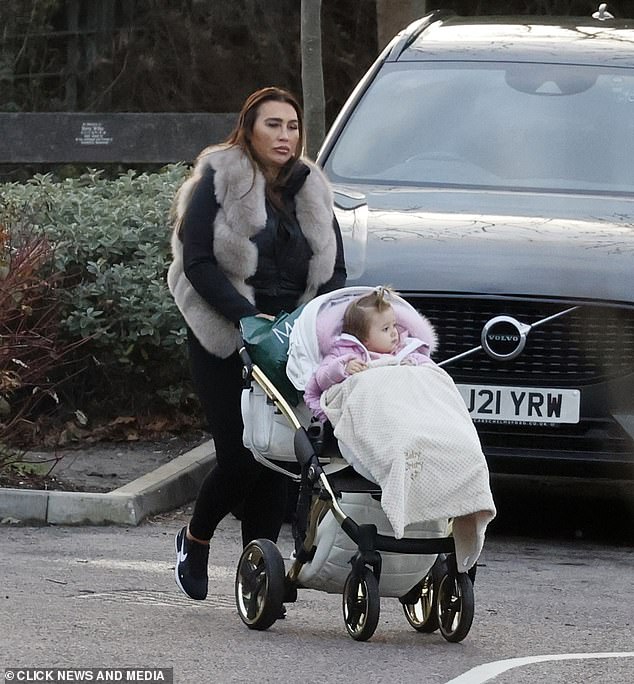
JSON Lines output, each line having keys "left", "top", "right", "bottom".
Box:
{"left": 0, "top": 165, "right": 196, "bottom": 424}
{"left": 0, "top": 210, "right": 85, "bottom": 460}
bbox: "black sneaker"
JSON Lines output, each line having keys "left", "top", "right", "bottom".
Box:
{"left": 174, "top": 526, "right": 209, "bottom": 600}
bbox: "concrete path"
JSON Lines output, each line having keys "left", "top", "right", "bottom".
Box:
{"left": 0, "top": 440, "right": 215, "bottom": 526}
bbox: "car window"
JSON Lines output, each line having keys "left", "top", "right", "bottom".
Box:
{"left": 325, "top": 62, "right": 634, "bottom": 195}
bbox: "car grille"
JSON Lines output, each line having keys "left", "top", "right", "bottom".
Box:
{"left": 406, "top": 296, "right": 634, "bottom": 386}
{"left": 404, "top": 296, "right": 634, "bottom": 473}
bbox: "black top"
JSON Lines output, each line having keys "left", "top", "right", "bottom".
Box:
{"left": 181, "top": 162, "right": 346, "bottom": 324}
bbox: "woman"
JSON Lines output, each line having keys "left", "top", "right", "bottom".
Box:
{"left": 168, "top": 87, "right": 346, "bottom": 600}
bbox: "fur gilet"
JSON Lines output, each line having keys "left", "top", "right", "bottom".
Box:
{"left": 167, "top": 145, "right": 337, "bottom": 358}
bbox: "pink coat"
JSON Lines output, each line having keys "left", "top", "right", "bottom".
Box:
{"left": 304, "top": 332, "right": 433, "bottom": 420}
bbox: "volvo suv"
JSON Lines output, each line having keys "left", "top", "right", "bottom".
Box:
{"left": 319, "top": 9, "right": 634, "bottom": 487}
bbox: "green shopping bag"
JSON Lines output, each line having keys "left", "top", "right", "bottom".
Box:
{"left": 239, "top": 306, "right": 305, "bottom": 406}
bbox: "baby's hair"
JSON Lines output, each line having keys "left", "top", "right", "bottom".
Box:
{"left": 342, "top": 286, "right": 396, "bottom": 342}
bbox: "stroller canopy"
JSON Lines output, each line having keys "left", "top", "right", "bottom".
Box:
{"left": 286, "top": 286, "right": 438, "bottom": 391}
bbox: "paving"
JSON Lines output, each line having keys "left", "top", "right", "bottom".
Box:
{"left": 0, "top": 438, "right": 216, "bottom": 526}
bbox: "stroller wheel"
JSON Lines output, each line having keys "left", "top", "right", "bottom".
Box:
{"left": 235, "top": 539, "right": 285, "bottom": 631}
{"left": 402, "top": 570, "right": 439, "bottom": 633}
{"left": 342, "top": 567, "right": 380, "bottom": 642}
{"left": 436, "top": 571, "right": 475, "bottom": 643}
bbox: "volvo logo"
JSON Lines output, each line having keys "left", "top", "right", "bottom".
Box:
{"left": 481, "top": 315, "right": 530, "bottom": 361}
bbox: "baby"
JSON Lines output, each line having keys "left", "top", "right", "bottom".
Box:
{"left": 303, "top": 287, "right": 432, "bottom": 419}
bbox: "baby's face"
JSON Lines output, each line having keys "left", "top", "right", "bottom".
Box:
{"left": 364, "top": 308, "right": 399, "bottom": 354}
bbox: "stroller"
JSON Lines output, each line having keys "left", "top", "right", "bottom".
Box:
{"left": 235, "top": 286, "right": 494, "bottom": 642}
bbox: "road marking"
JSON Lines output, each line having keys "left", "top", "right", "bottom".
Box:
{"left": 74, "top": 558, "right": 234, "bottom": 579}
{"left": 76, "top": 589, "right": 235, "bottom": 609}
{"left": 445, "top": 652, "right": 634, "bottom": 684}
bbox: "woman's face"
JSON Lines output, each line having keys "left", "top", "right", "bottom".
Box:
{"left": 249, "top": 100, "right": 300, "bottom": 170}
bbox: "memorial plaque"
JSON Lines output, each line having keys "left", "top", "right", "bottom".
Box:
{"left": 0, "top": 113, "right": 236, "bottom": 163}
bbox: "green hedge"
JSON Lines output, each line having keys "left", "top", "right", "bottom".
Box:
{"left": 0, "top": 165, "right": 195, "bottom": 417}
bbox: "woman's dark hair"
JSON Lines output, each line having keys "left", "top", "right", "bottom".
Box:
{"left": 342, "top": 286, "right": 395, "bottom": 342}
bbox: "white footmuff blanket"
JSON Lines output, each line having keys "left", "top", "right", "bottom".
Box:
{"left": 321, "top": 363, "right": 496, "bottom": 570}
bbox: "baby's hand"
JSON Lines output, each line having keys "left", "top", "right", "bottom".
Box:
{"left": 346, "top": 359, "right": 368, "bottom": 374}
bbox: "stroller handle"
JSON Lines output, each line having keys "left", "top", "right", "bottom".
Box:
{"left": 238, "top": 344, "right": 253, "bottom": 371}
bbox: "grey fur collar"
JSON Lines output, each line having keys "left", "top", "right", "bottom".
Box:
{"left": 168, "top": 145, "right": 337, "bottom": 358}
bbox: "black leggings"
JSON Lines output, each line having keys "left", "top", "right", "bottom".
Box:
{"left": 186, "top": 330, "right": 288, "bottom": 547}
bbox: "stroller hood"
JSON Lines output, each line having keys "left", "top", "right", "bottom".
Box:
{"left": 286, "top": 286, "right": 438, "bottom": 391}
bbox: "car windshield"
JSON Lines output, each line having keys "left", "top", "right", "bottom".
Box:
{"left": 325, "top": 62, "right": 634, "bottom": 195}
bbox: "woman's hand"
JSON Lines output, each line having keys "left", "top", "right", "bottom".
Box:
{"left": 346, "top": 359, "right": 368, "bottom": 375}
{"left": 255, "top": 313, "right": 275, "bottom": 321}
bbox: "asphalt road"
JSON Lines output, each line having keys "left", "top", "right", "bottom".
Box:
{"left": 1, "top": 491, "right": 632, "bottom": 684}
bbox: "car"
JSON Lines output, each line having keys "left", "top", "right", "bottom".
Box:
{"left": 318, "top": 7, "right": 634, "bottom": 487}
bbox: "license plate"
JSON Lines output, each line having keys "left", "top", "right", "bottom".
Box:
{"left": 456, "top": 384, "right": 580, "bottom": 424}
